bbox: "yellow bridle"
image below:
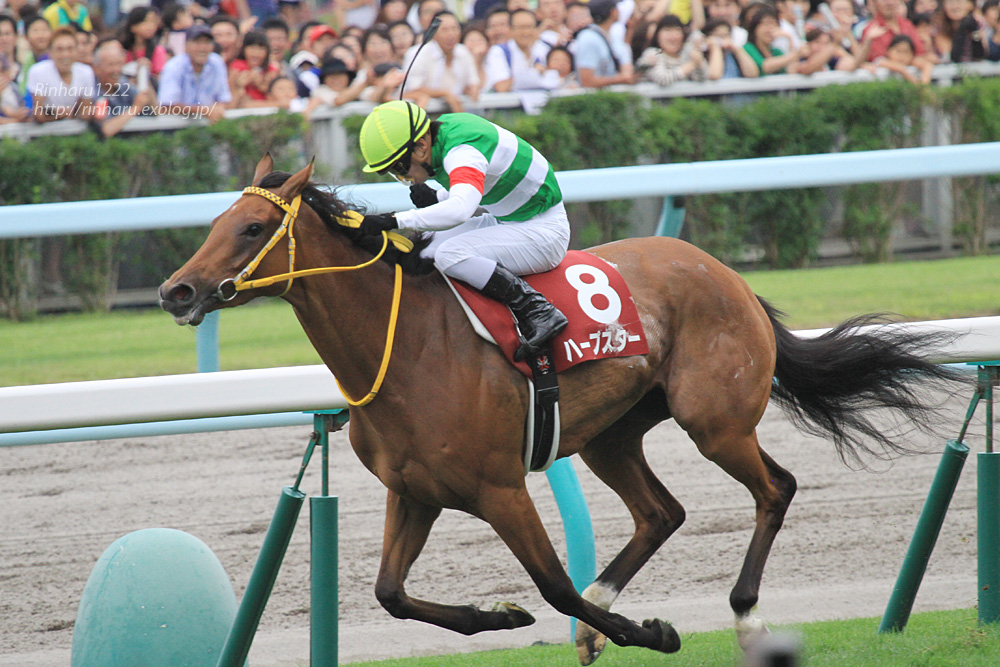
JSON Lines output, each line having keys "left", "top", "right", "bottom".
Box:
{"left": 219, "top": 185, "right": 413, "bottom": 407}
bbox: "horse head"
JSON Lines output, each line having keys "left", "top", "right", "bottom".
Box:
{"left": 159, "top": 153, "right": 316, "bottom": 325}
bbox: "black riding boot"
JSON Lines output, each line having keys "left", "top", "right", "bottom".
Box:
{"left": 480, "top": 266, "right": 568, "bottom": 360}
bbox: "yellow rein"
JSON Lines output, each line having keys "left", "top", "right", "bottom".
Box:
{"left": 222, "top": 185, "right": 410, "bottom": 407}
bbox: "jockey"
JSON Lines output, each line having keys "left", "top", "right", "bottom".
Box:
{"left": 358, "top": 100, "right": 571, "bottom": 360}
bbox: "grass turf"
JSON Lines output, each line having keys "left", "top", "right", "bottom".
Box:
{"left": 344, "top": 608, "right": 999, "bottom": 667}
{"left": 1, "top": 255, "right": 997, "bottom": 387}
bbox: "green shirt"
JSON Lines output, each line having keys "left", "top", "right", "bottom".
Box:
{"left": 744, "top": 43, "right": 786, "bottom": 76}
{"left": 430, "top": 113, "right": 562, "bottom": 222}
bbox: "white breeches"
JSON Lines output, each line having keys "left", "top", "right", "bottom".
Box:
{"left": 421, "top": 202, "right": 571, "bottom": 289}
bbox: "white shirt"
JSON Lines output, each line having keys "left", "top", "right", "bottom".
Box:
{"left": 27, "top": 60, "right": 96, "bottom": 108}
{"left": 403, "top": 40, "right": 480, "bottom": 97}
{"left": 483, "top": 39, "right": 558, "bottom": 91}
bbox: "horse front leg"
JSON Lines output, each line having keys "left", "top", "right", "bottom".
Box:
{"left": 478, "top": 484, "right": 681, "bottom": 657}
{"left": 374, "top": 489, "right": 536, "bottom": 635}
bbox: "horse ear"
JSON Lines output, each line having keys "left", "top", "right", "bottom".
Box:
{"left": 253, "top": 152, "right": 274, "bottom": 186}
{"left": 278, "top": 157, "right": 315, "bottom": 201}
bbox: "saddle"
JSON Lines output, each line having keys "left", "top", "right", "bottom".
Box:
{"left": 443, "top": 251, "right": 649, "bottom": 473}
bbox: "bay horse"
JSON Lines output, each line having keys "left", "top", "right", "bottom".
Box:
{"left": 160, "top": 156, "right": 959, "bottom": 663}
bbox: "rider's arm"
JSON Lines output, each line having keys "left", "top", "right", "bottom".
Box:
{"left": 394, "top": 145, "right": 488, "bottom": 231}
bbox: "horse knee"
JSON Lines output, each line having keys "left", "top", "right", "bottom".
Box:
{"left": 375, "top": 581, "right": 410, "bottom": 619}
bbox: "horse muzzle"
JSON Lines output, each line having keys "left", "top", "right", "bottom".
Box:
{"left": 159, "top": 279, "right": 213, "bottom": 326}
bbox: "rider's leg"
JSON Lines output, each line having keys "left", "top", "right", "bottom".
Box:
{"left": 433, "top": 206, "right": 570, "bottom": 357}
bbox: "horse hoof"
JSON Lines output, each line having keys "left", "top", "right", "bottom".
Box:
{"left": 642, "top": 618, "right": 681, "bottom": 654}
{"left": 575, "top": 621, "right": 607, "bottom": 665}
{"left": 491, "top": 601, "right": 535, "bottom": 629}
{"left": 735, "top": 611, "right": 770, "bottom": 651}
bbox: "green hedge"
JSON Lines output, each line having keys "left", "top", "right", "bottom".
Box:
{"left": 0, "top": 114, "right": 304, "bottom": 319}
{"left": 3, "top": 79, "right": 1000, "bottom": 319}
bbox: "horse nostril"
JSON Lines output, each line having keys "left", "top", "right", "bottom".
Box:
{"left": 164, "top": 282, "right": 195, "bottom": 306}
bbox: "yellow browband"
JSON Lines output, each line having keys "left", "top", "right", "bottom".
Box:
{"left": 220, "top": 185, "right": 410, "bottom": 407}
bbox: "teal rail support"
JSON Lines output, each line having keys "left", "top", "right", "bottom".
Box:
{"left": 197, "top": 311, "right": 220, "bottom": 372}
{"left": 878, "top": 439, "right": 969, "bottom": 633}
{"left": 546, "top": 458, "right": 597, "bottom": 639}
{"left": 311, "top": 496, "right": 339, "bottom": 667}
{"left": 217, "top": 485, "right": 305, "bottom": 667}
{"left": 654, "top": 196, "right": 686, "bottom": 238}
{"left": 976, "top": 362, "right": 1000, "bottom": 625}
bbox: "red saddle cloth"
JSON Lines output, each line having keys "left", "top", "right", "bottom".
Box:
{"left": 449, "top": 251, "right": 649, "bottom": 378}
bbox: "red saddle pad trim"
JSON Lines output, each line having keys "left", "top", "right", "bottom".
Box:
{"left": 450, "top": 251, "right": 649, "bottom": 378}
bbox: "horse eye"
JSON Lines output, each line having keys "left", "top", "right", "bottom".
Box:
{"left": 245, "top": 223, "right": 265, "bottom": 238}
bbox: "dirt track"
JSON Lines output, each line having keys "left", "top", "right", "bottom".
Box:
{"left": 0, "top": 394, "right": 985, "bottom": 666}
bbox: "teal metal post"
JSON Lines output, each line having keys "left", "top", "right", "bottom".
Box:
{"left": 311, "top": 496, "right": 339, "bottom": 667}
{"left": 879, "top": 439, "right": 969, "bottom": 633}
{"left": 546, "top": 458, "right": 597, "bottom": 638}
{"left": 310, "top": 412, "right": 342, "bottom": 667}
{"left": 977, "top": 362, "right": 999, "bottom": 625}
{"left": 217, "top": 486, "right": 305, "bottom": 667}
{"left": 197, "top": 311, "right": 220, "bottom": 372}
{"left": 654, "top": 196, "right": 686, "bottom": 238}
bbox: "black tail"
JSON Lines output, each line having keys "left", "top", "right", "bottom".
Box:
{"left": 759, "top": 297, "right": 967, "bottom": 466}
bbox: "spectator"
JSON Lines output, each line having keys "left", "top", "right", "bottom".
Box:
{"left": 811, "top": 0, "right": 870, "bottom": 62}
{"left": 20, "top": 14, "right": 52, "bottom": 95}
{"left": 486, "top": 8, "right": 559, "bottom": 91}
{"left": 932, "top": 0, "right": 985, "bottom": 63}
{"left": 42, "top": 0, "right": 91, "bottom": 32}
{"left": 796, "top": 25, "right": 858, "bottom": 73}
{"left": 704, "top": 0, "right": 747, "bottom": 46}
{"left": 229, "top": 29, "right": 280, "bottom": 107}
{"left": 209, "top": 15, "right": 242, "bottom": 66}
{"left": 340, "top": 31, "right": 364, "bottom": 68}
{"left": 636, "top": 14, "right": 707, "bottom": 84}
{"left": 703, "top": 16, "right": 759, "bottom": 78}
{"left": 339, "top": 0, "right": 378, "bottom": 32}
{"left": 412, "top": 0, "right": 445, "bottom": 36}
{"left": 484, "top": 6, "right": 511, "bottom": 46}
{"left": 75, "top": 27, "right": 96, "bottom": 66}
{"left": 773, "top": 0, "right": 809, "bottom": 53}
{"left": 119, "top": 7, "right": 169, "bottom": 77}
{"left": 0, "top": 13, "right": 28, "bottom": 123}
{"left": 27, "top": 26, "right": 95, "bottom": 123}
{"left": 402, "top": 10, "right": 480, "bottom": 110}
{"left": 266, "top": 74, "right": 307, "bottom": 110}
{"left": 388, "top": 20, "right": 416, "bottom": 61}
{"left": 363, "top": 61, "right": 408, "bottom": 103}
{"left": 303, "top": 56, "right": 365, "bottom": 116}
{"left": 910, "top": 12, "right": 938, "bottom": 62}
{"left": 743, "top": 4, "right": 805, "bottom": 74}
{"left": 875, "top": 32, "right": 933, "bottom": 81}
{"left": 573, "top": 0, "right": 635, "bottom": 87}
{"left": 536, "top": 0, "right": 572, "bottom": 46}
{"left": 278, "top": 0, "right": 305, "bottom": 31}
{"left": 461, "top": 25, "right": 489, "bottom": 88}
{"left": 907, "top": 0, "right": 938, "bottom": 20}
{"left": 379, "top": 0, "right": 409, "bottom": 24}
{"left": 162, "top": 3, "right": 193, "bottom": 58}
{"left": 565, "top": 2, "right": 593, "bottom": 37}
{"left": 262, "top": 17, "right": 295, "bottom": 79}
{"left": 304, "top": 24, "right": 339, "bottom": 60}
{"left": 545, "top": 44, "right": 579, "bottom": 86}
{"left": 862, "top": 0, "right": 927, "bottom": 62}
{"left": 984, "top": 0, "right": 1000, "bottom": 61}
{"left": 158, "top": 23, "right": 231, "bottom": 122}
{"left": 90, "top": 39, "right": 157, "bottom": 138}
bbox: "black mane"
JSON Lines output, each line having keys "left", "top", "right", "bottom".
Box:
{"left": 257, "top": 171, "right": 436, "bottom": 276}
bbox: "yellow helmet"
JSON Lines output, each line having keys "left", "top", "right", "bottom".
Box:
{"left": 359, "top": 101, "right": 430, "bottom": 174}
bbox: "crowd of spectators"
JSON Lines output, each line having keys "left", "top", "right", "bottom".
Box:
{"left": 1, "top": 0, "right": 1000, "bottom": 135}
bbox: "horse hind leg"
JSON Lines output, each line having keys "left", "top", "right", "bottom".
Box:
{"left": 375, "top": 490, "right": 535, "bottom": 635}
{"left": 574, "top": 418, "right": 686, "bottom": 665}
{"left": 691, "top": 429, "right": 797, "bottom": 650}
{"left": 477, "top": 483, "right": 681, "bottom": 660}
